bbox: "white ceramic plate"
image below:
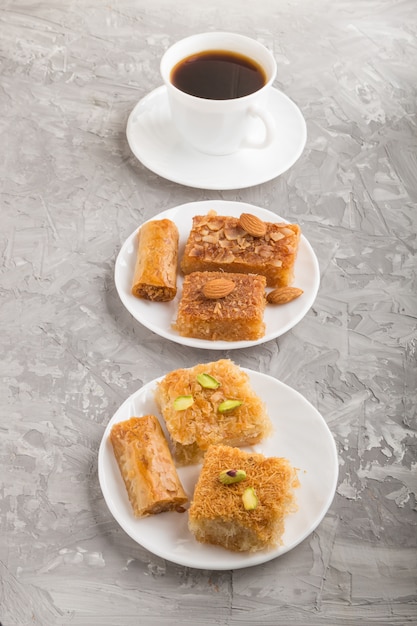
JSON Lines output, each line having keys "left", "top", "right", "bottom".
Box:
{"left": 114, "top": 200, "right": 319, "bottom": 349}
{"left": 98, "top": 368, "right": 338, "bottom": 570}
{"left": 126, "top": 86, "right": 306, "bottom": 190}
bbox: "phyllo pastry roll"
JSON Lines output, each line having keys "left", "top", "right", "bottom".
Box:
{"left": 131, "top": 218, "right": 179, "bottom": 301}
{"left": 110, "top": 415, "right": 188, "bottom": 517}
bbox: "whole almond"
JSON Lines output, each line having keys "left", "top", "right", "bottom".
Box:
{"left": 267, "top": 287, "right": 303, "bottom": 304}
{"left": 239, "top": 213, "right": 267, "bottom": 237}
{"left": 203, "top": 278, "right": 236, "bottom": 299}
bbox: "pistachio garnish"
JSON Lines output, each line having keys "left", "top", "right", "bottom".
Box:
{"left": 219, "top": 469, "right": 247, "bottom": 485}
{"left": 197, "top": 373, "right": 221, "bottom": 389}
{"left": 218, "top": 399, "right": 243, "bottom": 413}
{"left": 173, "top": 395, "right": 194, "bottom": 410}
{"left": 242, "top": 487, "right": 258, "bottom": 510}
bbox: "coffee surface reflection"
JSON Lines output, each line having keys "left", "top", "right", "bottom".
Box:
{"left": 170, "top": 50, "right": 267, "bottom": 100}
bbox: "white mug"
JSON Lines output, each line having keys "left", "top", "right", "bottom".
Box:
{"left": 160, "top": 32, "right": 277, "bottom": 156}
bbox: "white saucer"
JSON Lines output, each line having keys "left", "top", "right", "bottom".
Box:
{"left": 115, "top": 200, "right": 320, "bottom": 349}
{"left": 98, "top": 368, "right": 338, "bottom": 570}
{"left": 126, "top": 86, "right": 307, "bottom": 190}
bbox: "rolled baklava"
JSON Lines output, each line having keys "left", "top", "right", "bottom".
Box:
{"left": 110, "top": 415, "right": 188, "bottom": 517}
{"left": 131, "top": 218, "right": 179, "bottom": 301}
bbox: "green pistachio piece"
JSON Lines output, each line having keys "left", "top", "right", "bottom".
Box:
{"left": 242, "top": 487, "right": 258, "bottom": 510}
{"left": 196, "top": 373, "right": 221, "bottom": 389}
{"left": 218, "top": 469, "right": 247, "bottom": 485}
{"left": 173, "top": 395, "right": 194, "bottom": 411}
{"left": 218, "top": 399, "right": 243, "bottom": 413}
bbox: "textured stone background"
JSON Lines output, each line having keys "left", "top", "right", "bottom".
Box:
{"left": 0, "top": 0, "right": 416, "bottom": 624}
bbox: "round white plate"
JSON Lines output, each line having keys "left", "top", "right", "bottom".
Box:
{"left": 126, "top": 86, "right": 306, "bottom": 190}
{"left": 98, "top": 368, "right": 338, "bottom": 571}
{"left": 115, "top": 200, "right": 320, "bottom": 349}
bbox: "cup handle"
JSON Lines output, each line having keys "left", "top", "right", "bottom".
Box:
{"left": 241, "top": 105, "right": 276, "bottom": 150}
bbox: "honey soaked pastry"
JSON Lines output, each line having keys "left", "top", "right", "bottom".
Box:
{"left": 188, "top": 444, "right": 299, "bottom": 552}
{"left": 154, "top": 359, "right": 272, "bottom": 465}
{"left": 131, "top": 218, "right": 179, "bottom": 301}
{"left": 110, "top": 415, "right": 188, "bottom": 517}
{"left": 180, "top": 211, "right": 301, "bottom": 287}
{"left": 173, "top": 271, "right": 266, "bottom": 342}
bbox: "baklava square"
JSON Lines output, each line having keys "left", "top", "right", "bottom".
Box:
{"left": 154, "top": 359, "right": 272, "bottom": 466}
{"left": 180, "top": 212, "right": 301, "bottom": 288}
{"left": 188, "top": 444, "right": 299, "bottom": 552}
{"left": 173, "top": 271, "right": 266, "bottom": 342}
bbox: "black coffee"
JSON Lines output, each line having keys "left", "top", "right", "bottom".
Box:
{"left": 171, "top": 50, "right": 267, "bottom": 100}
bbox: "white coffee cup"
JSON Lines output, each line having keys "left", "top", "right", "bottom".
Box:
{"left": 160, "top": 32, "right": 277, "bottom": 156}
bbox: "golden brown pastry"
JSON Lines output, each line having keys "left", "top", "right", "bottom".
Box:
{"left": 188, "top": 444, "right": 299, "bottom": 552}
{"left": 172, "top": 271, "right": 266, "bottom": 342}
{"left": 154, "top": 359, "right": 272, "bottom": 465}
{"left": 110, "top": 415, "right": 188, "bottom": 517}
{"left": 131, "top": 218, "right": 179, "bottom": 301}
{"left": 180, "top": 211, "right": 301, "bottom": 288}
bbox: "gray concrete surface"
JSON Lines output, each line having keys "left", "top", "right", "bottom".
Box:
{"left": 1, "top": 1, "right": 416, "bottom": 624}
